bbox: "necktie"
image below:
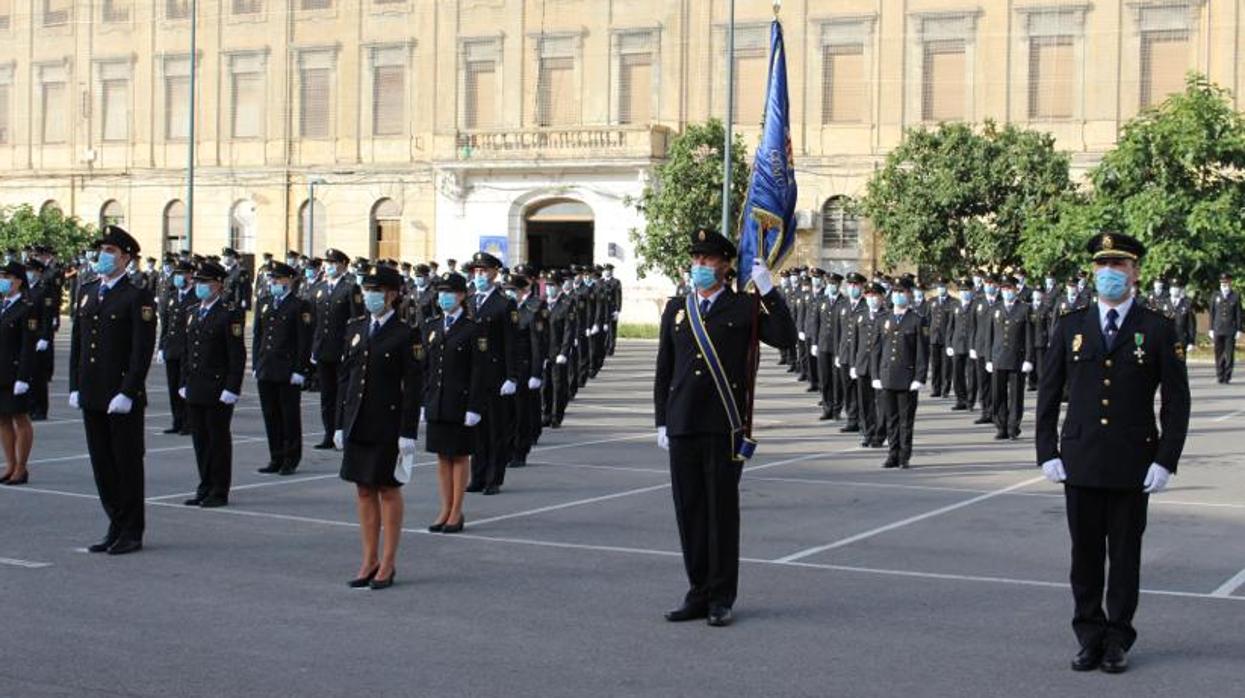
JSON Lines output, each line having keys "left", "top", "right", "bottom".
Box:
{"left": 370, "top": 320, "right": 381, "bottom": 337}
{"left": 444, "top": 316, "right": 454, "bottom": 333}
{"left": 700, "top": 299, "right": 710, "bottom": 317}
{"left": 1105, "top": 308, "right": 1119, "bottom": 350}
{"left": 476, "top": 294, "right": 485, "bottom": 310}
{"left": 98, "top": 284, "right": 109, "bottom": 302}
{"left": 199, "top": 306, "right": 209, "bottom": 319}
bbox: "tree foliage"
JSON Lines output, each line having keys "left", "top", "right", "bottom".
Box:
{"left": 628, "top": 119, "right": 750, "bottom": 281}
{"left": 857, "top": 121, "right": 1073, "bottom": 278}
{"left": 0, "top": 204, "right": 97, "bottom": 261}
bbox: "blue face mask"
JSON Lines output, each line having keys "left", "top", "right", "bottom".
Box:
{"left": 585, "top": 278, "right": 595, "bottom": 287}
{"left": 437, "top": 291, "right": 457, "bottom": 311}
{"left": 848, "top": 285, "right": 862, "bottom": 300}
{"left": 690, "top": 264, "right": 718, "bottom": 291}
{"left": 826, "top": 284, "right": 839, "bottom": 297}
{"left": 414, "top": 276, "right": 428, "bottom": 289}
{"left": 960, "top": 291, "right": 973, "bottom": 304}
{"left": 505, "top": 289, "right": 518, "bottom": 301}
{"left": 363, "top": 290, "right": 387, "bottom": 314}
{"left": 984, "top": 284, "right": 998, "bottom": 297}
{"left": 94, "top": 251, "right": 118, "bottom": 276}
{"left": 0, "top": 279, "right": 12, "bottom": 295}
{"left": 473, "top": 273, "right": 491, "bottom": 292}
{"left": 26, "top": 272, "right": 38, "bottom": 286}
{"left": 270, "top": 283, "right": 288, "bottom": 298}
{"left": 1002, "top": 289, "right": 1017, "bottom": 303}
{"left": 546, "top": 285, "right": 560, "bottom": 298}
{"left": 194, "top": 283, "right": 213, "bottom": 301}
{"left": 305, "top": 268, "right": 317, "bottom": 280}
{"left": 866, "top": 296, "right": 881, "bottom": 312}
{"left": 172, "top": 274, "right": 187, "bottom": 289}
{"left": 891, "top": 292, "right": 909, "bottom": 308}
{"left": 1095, "top": 266, "right": 1130, "bottom": 302}
{"left": 325, "top": 265, "right": 340, "bottom": 279}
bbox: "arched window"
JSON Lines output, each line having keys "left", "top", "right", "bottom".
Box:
{"left": 820, "top": 196, "right": 859, "bottom": 249}
{"left": 299, "top": 199, "right": 327, "bottom": 254}
{"left": 370, "top": 198, "right": 401, "bottom": 260}
{"left": 100, "top": 200, "right": 125, "bottom": 229}
{"left": 39, "top": 200, "right": 63, "bottom": 218}
{"left": 163, "top": 200, "right": 187, "bottom": 254}
{"left": 229, "top": 199, "right": 257, "bottom": 252}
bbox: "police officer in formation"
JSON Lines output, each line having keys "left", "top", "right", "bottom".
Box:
{"left": 870, "top": 277, "right": 927, "bottom": 469}
{"left": 19, "top": 258, "right": 58, "bottom": 422}
{"left": 310, "top": 249, "right": 363, "bottom": 449}
{"left": 811, "top": 272, "right": 845, "bottom": 420}
{"left": 850, "top": 282, "right": 886, "bottom": 448}
{"left": 156, "top": 260, "right": 197, "bottom": 435}
{"left": 1209, "top": 273, "right": 1241, "bottom": 384}
{"left": 542, "top": 271, "right": 577, "bottom": 429}
{"left": 220, "top": 247, "right": 253, "bottom": 312}
{"left": 504, "top": 266, "right": 548, "bottom": 470}
{"left": 464, "top": 252, "right": 519, "bottom": 495}
{"left": 253, "top": 262, "right": 313, "bottom": 476}
{"left": 0, "top": 261, "right": 38, "bottom": 486}
{"left": 179, "top": 262, "right": 246, "bottom": 508}
{"left": 985, "top": 276, "right": 1034, "bottom": 440}
{"left": 926, "top": 277, "right": 954, "bottom": 398}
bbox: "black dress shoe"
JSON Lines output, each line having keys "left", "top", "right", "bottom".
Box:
{"left": 900, "top": 462, "right": 911, "bottom": 470}
{"left": 348, "top": 566, "right": 380, "bottom": 588}
{"left": 465, "top": 483, "right": 484, "bottom": 493}
{"left": 509, "top": 459, "right": 526, "bottom": 469}
{"left": 881, "top": 459, "right": 899, "bottom": 469}
{"left": 550, "top": 420, "right": 562, "bottom": 429}
{"left": 183, "top": 497, "right": 204, "bottom": 506}
{"left": 1100, "top": 644, "right": 1128, "bottom": 674}
{"left": 951, "top": 404, "right": 968, "bottom": 411}
{"left": 199, "top": 497, "right": 228, "bottom": 508}
{"left": 1070, "top": 645, "right": 1103, "bottom": 672}
{"left": 312, "top": 440, "right": 335, "bottom": 450}
{"left": 278, "top": 466, "right": 298, "bottom": 476}
{"left": 482, "top": 486, "right": 500, "bottom": 496}
{"left": 707, "top": 606, "right": 733, "bottom": 627}
{"left": 88, "top": 537, "right": 118, "bottom": 553}
{"left": 30, "top": 413, "right": 47, "bottom": 422}
{"left": 840, "top": 425, "right": 860, "bottom": 433}
{"left": 994, "top": 432, "right": 1008, "bottom": 440}
{"left": 442, "top": 516, "right": 465, "bottom": 534}
{"left": 370, "top": 569, "right": 396, "bottom": 590}
{"left": 163, "top": 426, "right": 181, "bottom": 434}
{"left": 868, "top": 441, "right": 884, "bottom": 449}
{"left": 818, "top": 413, "right": 832, "bottom": 421}
{"left": 0, "top": 473, "right": 9, "bottom": 484}
{"left": 664, "top": 603, "right": 709, "bottom": 622}
{"left": 178, "top": 428, "right": 193, "bottom": 436}
{"left": 973, "top": 417, "right": 993, "bottom": 425}
{"left": 257, "top": 463, "right": 281, "bottom": 474}
{"left": 107, "top": 539, "right": 143, "bottom": 555}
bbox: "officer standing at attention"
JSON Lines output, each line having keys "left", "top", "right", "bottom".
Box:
{"left": 400, "top": 263, "right": 437, "bottom": 329}
{"left": 970, "top": 275, "right": 1000, "bottom": 426}
{"left": 20, "top": 259, "right": 57, "bottom": 422}
{"left": 464, "top": 252, "right": 519, "bottom": 496}
{"left": 504, "top": 267, "right": 547, "bottom": 470}
{"left": 654, "top": 228, "right": 795, "bottom": 627}
{"left": 220, "top": 247, "right": 252, "bottom": 312}
{"left": 156, "top": 260, "right": 197, "bottom": 435}
{"left": 926, "top": 277, "right": 953, "bottom": 398}
{"left": 851, "top": 283, "right": 886, "bottom": 449}
{"left": 254, "top": 262, "right": 313, "bottom": 476}
{"left": 603, "top": 263, "right": 622, "bottom": 356}
{"left": 0, "top": 261, "right": 37, "bottom": 485}
{"left": 812, "top": 272, "right": 844, "bottom": 420}
{"left": 1036, "top": 232, "right": 1190, "bottom": 674}
{"left": 870, "top": 278, "right": 927, "bottom": 469}
{"left": 541, "top": 271, "right": 577, "bottom": 429}
{"left": 985, "top": 276, "right": 1034, "bottom": 440}
{"left": 1160, "top": 278, "right": 1197, "bottom": 360}
{"left": 179, "top": 262, "right": 246, "bottom": 508}
{"left": 311, "top": 249, "right": 363, "bottom": 448}
{"left": 69, "top": 226, "right": 157, "bottom": 555}
{"left": 834, "top": 273, "right": 866, "bottom": 432}
{"left": 1209, "top": 273, "right": 1241, "bottom": 384}
{"left": 1029, "top": 286, "right": 1050, "bottom": 391}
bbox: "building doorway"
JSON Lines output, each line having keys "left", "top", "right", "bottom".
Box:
{"left": 524, "top": 199, "right": 594, "bottom": 269}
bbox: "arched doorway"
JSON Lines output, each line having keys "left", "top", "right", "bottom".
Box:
{"left": 524, "top": 199, "right": 593, "bottom": 270}
{"left": 370, "top": 198, "right": 401, "bottom": 261}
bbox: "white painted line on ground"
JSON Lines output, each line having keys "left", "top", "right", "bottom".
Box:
{"left": 773, "top": 475, "right": 1047, "bottom": 563}
{"left": 529, "top": 432, "right": 652, "bottom": 452}
{"left": 1213, "top": 409, "right": 1244, "bottom": 423}
{"left": 0, "top": 557, "right": 53, "bottom": 569}
{"left": 34, "top": 405, "right": 266, "bottom": 428}
{"left": 28, "top": 435, "right": 271, "bottom": 465}
{"left": 1210, "top": 567, "right": 1245, "bottom": 597}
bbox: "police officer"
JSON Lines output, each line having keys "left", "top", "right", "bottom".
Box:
{"left": 0, "top": 262, "right": 37, "bottom": 485}
{"left": 542, "top": 271, "right": 577, "bottom": 429}
{"left": 969, "top": 275, "right": 1000, "bottom": 426}
{"left": 870, "top": 278, "right": 927, "bottom": 469}
{"left": 850, "top": 283, "right": 886, "bottom": 449}
{"left": 801, "top": 269, "right": 824, "bottom": 394}
{"left": 220, "top": 247, "right": 252, "bottom": 312}
{"left": 947, "top": 279, "right": 976, "bottom": 411}
{"left": 400, "top": 263, "right": 437, "bottom": 329}
{"left": 179, "top": 262, "right": 246, "bottom": 508}
{"left": 254, "top": 262, "right": 313, "bottom": 476}
{"left": 1161, "top": 278, "right": 1197, "bottom": 360}
{"left": 836, "top": 273, "right": 867, "bottom": 432}
{"left": 986, "top": 276, "right": 1034, "bottom": 441}
{"left": 464, "top": 251, "right": 519, "bottom": 495}
{"left": 571, "top": 267, "right": 592, "bottom": 390}
{"left": 812, "top": 272, "right": 845, "bottom": 420}
{"left": 69, "top": 226, "right": 157, "bottom": 555}
{"left": 603, "top": 263, "right": 622, "bottom": 356}
{"left": 1209, "top": 273, "right": 1241, "bottom": 384}
{"left": 1029, "top": 286, "right": 1051, "bottom": 391}
{"left": 927, "top": 277, "right": 953, "bottom": 398}
{"left": 311, "top": 249, "right": 363, "bottom": 448}
{"left": 1036, "top": 231, "right": 1190, "bottom": 674}
{"left": 504, "top": 267, "right": 547, "bottom": 470}
{"left": 587, "top": 266, "right": 610, "bottom": 377}
{"left": 21, "top": 258, "right": 58, "bottom": 421}
{"left": 156, "top": 260, "right": 197, "bottom": 435}
{"left": 654, "top": 228, "right": 795, "bottom": 627}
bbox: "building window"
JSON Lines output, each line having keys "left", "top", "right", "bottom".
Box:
{"left": 301, "top": 0, "right": 331, "bottom": 9}
{"left": 229, "top": 200, "right": 257, "bottom": 252}
{"left": 0, "top": 0, "right": 12, "bottom": 30}
{"left": 102, "top": 0, "right": 130, "bottom": 23}
{"left": 922, "top": 40, "right": 966, "bottom": 122}
{"left": 462, "top": 41, "right": 498, "bottom": 130}
{"left": 535, "top": 36, "right": 577, "bottom": 127}
{"left": 299, "top": 51, "right": 334, "bottom": 139}
{"left": 822, "top": 43, "right": 865, "bottom": 124}
{"left": 164, "top": 56, "right": 192, "bottom": 140}
{"left": 371, "top": 46, "right": 405, "bottom": 136}
{"left": 100, "top": 200, "right": 126, "bottom": 229}
{"left": 728, "top": 26, "right": 768, "bottom": 127}
{"left": 821, "top": 197, "right": 859, "bottom": 249}
{"left": 0, "top": 67, "right": 11, "bottom": 145}
{"left": 163, "top": 200, "right": 187, "bottom": 253}
{"left": 1140, "top": 30, "right": 1189, "bottom": 108}
{"left": 230, "top": 53, "right": 265, "bottom": 139}
{"left": 299, "top": 199, "right": 326, "bottom": 252}
{"left": 1027, "top": 36, "right": 1074, "bottom": 119}
{"left": 39, "top": 64, "right": 68, "bottom": 144}
{"left": 99, "top": 62, "right": 131, "bottom": 143}
{"left": 40, "top": 200, "right": 62, "bottom": 216}
{"left": 233, "top": 0, "right": 261, "bottom": 15}
{"left": 43, "top": 0, "right": 70, "bottom": 26}
{"left": 615, "top": 32, "right": 655, "bottom": 125}
{"left": 371, "top": 198, "right": 401, "bottom": 260}
{"left": 166, "top": 0, "right": 189, "bottom": 20}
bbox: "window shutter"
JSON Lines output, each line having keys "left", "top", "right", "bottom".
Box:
{"left": 733, "top": 53, "right": 767, "bottom": 126}
{"left": 465, "top": 61, "right": 495, "bottom": 129}
{"left": 1028, "top": 36, "right": 1074, "bottom": 119}
{"left": 1140, "top": 31, "right": 1189, "bottom": 108}
{"left": 618, "top": 53, "right": 652, "bottom": 125}
{"left": 823, "top": 44, "right": 865, "bottom": 124}
{"left": 300, "top": 68, "right": 331, "bottom": 137}
{"left": 922, "top": 40, "right": 966, "bottom": 121}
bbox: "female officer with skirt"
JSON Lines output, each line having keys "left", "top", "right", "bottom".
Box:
{"left": 335, "top": 266, "right": 423, "bottom": 590}
{"left": 422, "top": 273, "right": 485, "bottom": 534}
{"left": 0, "top": 261, "right": 38, "bottom": 486}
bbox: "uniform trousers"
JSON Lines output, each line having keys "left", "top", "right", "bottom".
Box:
{"left": 164, "top": 358, "right": 186, "bottom": 430}
{"left": 1029, "top": 347, "right": 1045, "bottom": 390}
{"left": 544, "top": 362, "right": 570, "bottom": 425}
{"left": 187, "top": 403, "right": 235, "bottom": 500}
{"left": 31, "top": 347, "right": 53, "bottom": 417}
{"left": 1064, "top": 485, "right": 1148, "bottom": 651}
{"left": 795, "top": 340, "right": 808, "bottom": 380}
{"left": 974, "top": 357, "right": 993, "bottom": 419}
{"left": 513, "top": 385, "right": 540, "bottom": 458}
{"left": 991, "top": 368, "right": 1025, "bottom": 437}
{"left": 83, "top": 408, "right": 146, "bottom": 542}
{"left": 856, "top": 375, "right": 879, "bottom": 444}
{"left": 879, "top": 389, "right": 916, "bottom": 463}
{"left": 316, "top": 360, "right": 341, "bottom": 438}
{"left": 668, "top": 434, "right": 740, "bottom": 609}
{"left": 591, "top": 332, "right": 607, "bottom": 375}
{"left": 816, "top": 351, "right": 837, "bottom": 417}
{"left": 839, "top": 365, "right": 858, "bottom": 427}
{"left": 929, "top": 344, "right": 946, "bottom": 396}
{"left": 805, "top": 342, "right": 820, "bottom": 390}
{"left": 1214, "top": 334, "right": 1236, "bottom": 383}
{"left": 472, "top": 393, "right": 515, "bottom": 488}
{"left": 578, "top": 338, "right": 592, "bottom": 387}
{"left": 606, "top": 319, "right": 618, "bottom": 356}
{"left": 257, "top": 380, "right": 302, "bottom": 470}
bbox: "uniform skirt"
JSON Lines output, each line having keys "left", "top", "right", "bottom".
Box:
{"left": 0, "top": 387, "right": 30, "bottom": 417}
{"left": 340, "top": 439, "right": 402, "bottom": 488}
{"left": 425, "top": 421, "right": 474, "bottom": 457}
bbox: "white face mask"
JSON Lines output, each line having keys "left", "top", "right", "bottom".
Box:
{"left": 1222, "top": 284, "right": 1232, "bottom": 295}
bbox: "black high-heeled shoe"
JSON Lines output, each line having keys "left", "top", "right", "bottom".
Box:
{"left": 4, "top": 474, "right": 28, "bottom": 486}
{"left": 370, "top": 568, "right": 396, "bottom": 590}
{"left": 0, "top": 472, "right": 12, "bottom": 484}
{"left": 442, "top": 515, "right": 465, "bottom": 534}
{"left": 348, "top": 565, "right": 380, "bottom": 589}
{"left": 428, "top": 518, "right": 448, "bottom": 533}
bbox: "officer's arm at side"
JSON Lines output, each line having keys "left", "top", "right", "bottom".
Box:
{"left": 1155, "top": 318, "right": 1191, "bottom": 473}
{"left": 122, "top": 289, "right": 158, "bottom": 400}
{"left": 757, "top": 289, "right": 797, "bottom": 351}
{"left": 1034, "top": 315, "right": 1069, "bottom": 466}
{"left": 652, "top": 299, "right": 679, "bottom": 428}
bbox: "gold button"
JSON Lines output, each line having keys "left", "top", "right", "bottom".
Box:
{"left": 1100, "top": 418, "right": 1109, "bottom": 426}
{"left": 1105, "top": 359, "right": 1113, "bottom": 367}
{"left": 1103, "top": 379, "right": 1111, "bottom": 386}
{"left": 1101, "top": 399, "right": 1109, "bottom": 406}
{"left": 694, "top": 370, "right": 702, "bottom": 376}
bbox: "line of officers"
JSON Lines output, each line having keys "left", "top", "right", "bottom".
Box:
{"left": 149, "top": 246, "right": 624, "bottom": 505}
{"left": 0, "top": 245, "right": 69, "bottom": 423}
{"left": 721, "top": 267, "right": 1216, "bottom": 468}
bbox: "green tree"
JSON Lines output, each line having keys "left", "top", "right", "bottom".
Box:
{"left": 857, "top": 120, "right": 1073, "bottom": 277}
{"left": 628, "top": 119, "right": 750, "bottom": 281}
{"left": 0, "top": 204, "right": 97, "bottom": 261}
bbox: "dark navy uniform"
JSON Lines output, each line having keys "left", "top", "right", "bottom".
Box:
{"left": 311, "top": 267, "right": 363, "bottom": 445}
{"left": 509, "top": 282, "right": 547, "bottom": 468}
{"left": 421, "top": 308, "right": 485, "bottom": 456}
{"left": 1210, "top": 281, "right": 1241, "bottom": 383}
{"left": 1159, "top": 292, "right": 1197, "bottom": 357}
{"left": 812, "top": 288, "right": 845, "bottom": 419}
{"left": 603, "top": 267, "right": 622, "bottom": 356}
{"left": 836, "top": 293, "right": 867, "bottom": 431}
{"left": 871, "top": 308, "right": 928, "bottom": 468}
{"left": 23, "top": 270, "right": 59, "bottom": 419}
{"left": 181, "top": 292, "right": 247, "bottom": 505}
{"left": 1029, "top": 296, "right": 1052, "bottom": 390}
{"left": 947, "top": 293, "right": 975, "bottom": 410}
{"left": 927, "top": 289, "right": 954, "bottom": 397}
{"left": 852, "top": 299, "right": 885, "bottom": 448}
{"left": 0, "top": 292, "right": 37, "bottom": 417}
{"left": 253, "top": 286, "right": 313, "bottom": 475}
{"left": 542, "top": 285, "right": 577, "bottom": 428}
{"left": 222, "top": 258, "right": 253, "bottom": 311}
{"left": 465, "top": 255, "right": 520, "bottom": 494}
{"left": 157, "top": 274, "right": 196, "bottom": 433}
{"left": 988, "top": 298, "right": 1034, "bottom": 439}
{"left": 970, "top": 291, "right": 1000, "bottom": 423}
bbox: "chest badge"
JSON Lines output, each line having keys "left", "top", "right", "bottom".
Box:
{"left": 351, "top": 334, "right": 361, "bottom": 347}
{"left": 1133, "top": 333, "right": 1146, "bottom": 362}
{"left": 675, "top": 309, "right": 685, "bottom": 326}
{"left": 1072, "top": 334, "right": 1083, "bottom": 352}
{"left": 428, "top": 330, "right": 437, "bottom": 343}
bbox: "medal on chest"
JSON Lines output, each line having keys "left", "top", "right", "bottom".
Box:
{"left": 1133, "top": 333, "right": 1145, "bottom": 362}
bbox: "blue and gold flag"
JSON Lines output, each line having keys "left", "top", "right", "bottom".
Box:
{"left": 737, "top": 19, "right": 798, "bottom": 292}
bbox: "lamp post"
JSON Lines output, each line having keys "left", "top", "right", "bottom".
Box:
{"left": 307, "top": 177, "right": 327, "bottom": 252}
{"left": 720, "top": 0, "right": 735, "bottom": 239}
{"left": 186, "top": 0, "right": 198, "bottom": 249}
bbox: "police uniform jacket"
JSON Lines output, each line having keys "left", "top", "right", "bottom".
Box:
{"left": 970, "top": 295, "right": 1000, "bottom": 357}
{"left": 1210, "top": 290, "right": 1241, "bottom": 334}
{"left": 468, "top": 288, "right": 520, "bottom": 387}
{"left": 224, "top": 264, "right": 253, "bottom": 311}
{"left": 852, "top": 308, "right": 883, "bottom": 377}
{"left": 337, "top": 314, "right": 422, "bottom": 443}
{"left": 1030, "top": 301, "right": 1051, "bottom": 350}
{"left": 0, "top": 296, "right": 37, "bottom": 389}
{"left": 989, "top": 301, "right": 1035, "bottom": 370}
{"left": 252, "top": 293, "right": 313, "bottom": 382}
{"left": 1036, "top": 304, "right": 1190, "bottom": 489}
{"left": 813, "top": 293, "right": 843, "bottom": 353}
{"left": 802, "top": 289, "right": 821, "bottom": 339}
{"left": 1051, "top": 293, "right": 1088, "bottom": 332}
{"left": 180, "top": 301, "right": 247, "bottom": 406}
{"left": 591, "top": 282, "right": 612, "bottom": 325}
{"left": 1161, "top": 297, "right": 1198, "bottom": 348}
{"left": 25, "top": 281, "right": 58, "bottom": 347}
{"left": 401, "top": 285, "right": 438, "bottom": 328}
{"left": 948, "top": 299, "right": 975, "bottom": 355}
{"left": 158, "top": 287, "right": 197, "bottom": 361}
{"left": 572, "top": 285, "right": 592, "bottom": 336}
{"left": 836, "top": 298, "right": 866, "bottom": 359}
{"left": 606, "top": 277, "right": 623, "bottom": 317}
{"left": 69, "top": 276, "right": 158, "bottom": 411}
{"left": 515, "top": 295, "right": 549, "bottom": 381}
{"left": 421, "top": 312, "right": 486, "bottom": 423}
{"left": 545, "top": 294, "right": 577, "bottom": 359}
{"left": 311, "top": 277, "right": 363, "bottom": 363}
{"left": 870, "top": 309, "right": 929, "bottom": 391}
{"left": 928, "top": 295, "right": 953, "bottom": 345}
{"left": 654, "top": 287, "right": 796, "bottom": 436}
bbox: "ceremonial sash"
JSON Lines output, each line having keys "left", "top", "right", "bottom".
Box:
{"left": 686, "top": 294, "right": 757, "bottom": 462}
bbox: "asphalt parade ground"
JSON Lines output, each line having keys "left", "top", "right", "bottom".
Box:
{"left": 2, "top": 336, "right": 1243, "bottom": 697}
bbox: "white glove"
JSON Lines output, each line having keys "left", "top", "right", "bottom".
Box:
{"left": 310, "top": 355, "right": 318, "bottom": 365}
{"left": 1041, "top": 458, "right": 1067, "bottom": 484}
{"left": 106, "top": 393, "right": 133, "bottom": 415}
{"left": 946, "top": 347, "right": 955, "bottom": 357}
{"left": 656, "top": 426, "right": 669, "bottom": 450}
{"left": 592, "top": 324, "right": 600, "bottom": 334}
{"left": 220, "top": 390, "right": 239, "bottom": 405}
{"left": 751, "top": 258, "right": 774, "bottom": 295}
{"left": 850, "top": 367, "right": 858, "bottom": 380}
{"left": 909, "top": 381, "right": 922, "bottom": 392}
{"left": 290, "top": 373, "right": 305, "bottom": 386}
{"left": 969, "top": 349, "right": 978, "bottom": 360}
{"left": 419, "top": 407, "right": 426, "bottom": 423}
{"left": 156, "top": 350, "right": 165, "bottom": 365}
{"left": 612, "top": 311, "right": 619, "bottom": 320}
{"left": 1186, "top": 344, "right": 1194, "bottom": 354}
{"left": 333, "top": 429, "right": 344, "bottom": 449}
{"left": 528, "top": 377, "right": 543, "bottom": 390}
{"left": 1208, "top": 331, "right": 1214, "bottom": 340}
{"left": 68, "top": 391, "right": 80, "bottom": 409}
{"left": 1021, "top": 361, "right": 1034, "bottom": 374}
{"left": 811, "top": 345, "right": 819, "bottom": 355}
{"left": 13, "top": 381, "right": 29, "bottom": 396}
{"left": 178, "top": 386, "right": 187, "bottom": 399}
{"left": 985, "top": 361, "right": 994, "bottom": 373}
{"left": 398, "top": 437, "right": 417, "bottom": 454}
{"left": 585, "top": 329, "right": 592, "bottom": 338}
{"left": 799, "top": 332, "right": 807, "bottom": 341}
{"left": 555, "top": 354, "right": 568, "bottom": 365}
{"left": 1142, "top": 463, "right": 1172, "bottom": 494}
{"left": 464, "top": 411, "right": 482, "bottom": 427}
{"left": 834, "top": 357, "right": 842, "bottom": 368}
{"left": 500, "top": 380, "right": 517, "bottom": 396}
{"left": 36, "top": 339, "right": 49, "bottom": 352}
{"left": 1238, "top": 332, "right": 1243, "bottom": 342}
{"left": 871, "top": 379, "right": 882, "bottom": 390}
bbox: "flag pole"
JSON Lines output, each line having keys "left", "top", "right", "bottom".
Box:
{"left": 720, "top": 0, "right": 735, "bottom": 240}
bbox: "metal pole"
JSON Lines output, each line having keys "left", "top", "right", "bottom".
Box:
{"left": 186, "top": 0, "right": 197, "bottom": 250}
{"left": 720, "top": 0, "right": 735, "bottom": 238}
{"left": 308, "top": 181, "right": 316, "bottom": 252}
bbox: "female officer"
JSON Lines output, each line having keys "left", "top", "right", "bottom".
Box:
{"left": 422, "top": 273, "right": 484, "bottom": 534}
{"left": 335, "top": 266, "right": 422, "bottom": 590}
{"left": 0, "top": 261, "right": 37, "bottom": 485}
